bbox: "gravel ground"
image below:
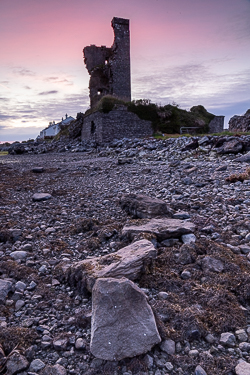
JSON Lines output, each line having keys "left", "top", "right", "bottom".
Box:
{"left": 1, "top": 136, "right": 250, "bottom": 375}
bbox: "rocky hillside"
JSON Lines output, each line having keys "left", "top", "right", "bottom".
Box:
{"left": 1, "top": 136, "right": 250, "bottom": 374}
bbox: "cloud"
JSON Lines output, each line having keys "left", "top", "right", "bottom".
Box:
{"left": 24, "top": 86, "right": 31, "bottom": 89}
{"left": 13, "top": 67, "right": 36, "bottom": 76}
{"left": 38, "top": 90, "right": 59, "bottom": 95}
{"left": 0, "top": 97, "right": 10, "bottom": 102}
{"left": 44, "top": 76, "right": 74, "bottom": 86}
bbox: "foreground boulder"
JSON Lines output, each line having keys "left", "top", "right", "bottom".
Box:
{"left": 65, "top": 239, "right": 157, "bottom": 292}
{"left": 90, "top": 277, "right": 161, "bottom": 361}
{"left": 122, "top": 218, "right": 195, "bottom": 242}
{"left": 216, "top": 139, "right": 243, "bottom": 154}
{"left": 120, "top": 193, "right": 173, "bottom": 218}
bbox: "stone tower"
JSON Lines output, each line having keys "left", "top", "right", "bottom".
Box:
{"left": 83, "top": 17, "right": 131, "bottom": 107}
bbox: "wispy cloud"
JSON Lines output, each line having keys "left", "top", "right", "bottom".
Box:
{"left": 44, "top": 76, "right": 74, "bottom": 86}
{"left": 13, "top": 67, "right": 36, "bottom": 76}
{"left": 38, "top": 90, "right": 59, "bottom": 95}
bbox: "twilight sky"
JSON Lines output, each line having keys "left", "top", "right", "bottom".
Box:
{"left": 1, "top": 0, "right": 250, "bottom": 141}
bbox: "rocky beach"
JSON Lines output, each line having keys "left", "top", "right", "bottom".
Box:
{"left": 2, "top": 135, "right": 250, "bottom": 375}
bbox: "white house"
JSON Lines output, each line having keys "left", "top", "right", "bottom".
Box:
{"left": 38, "top": 114, "right": 75, "bottom": 139}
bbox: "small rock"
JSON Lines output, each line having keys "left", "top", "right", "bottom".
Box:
{"left": 235, "top": 361, "right": 250, "bottom": 375}
{"left": 220, "top": 332, "right": 236, "bottom": 347}
{"left": 181, "top": 270, "right": 191, "bottom": 279}
{"left": 160, "top": 339, "right": 175, "bottom": 355}
{"left": 75, "top": 338, "right": 85, "bottom": 350}
{"left": 195, "top": 365, "right": 207, "bottom": 375}
{"left": 15, "top": 281, "right": 27, "bottom": 292}
{"left": 53, "top": 338, "right": 68, "bottom": 351}
{"left": 182, "top": 233, "right": 196, "bottom": 244}
{"left": 29, "top": 359, "right": 46, "bottom": 372}
{"left": 10, "top": 251, "right": 27, "bottom": 261}
{"left": 202, "top": 256, "right": 224, "bottom": 273}
{"left": 236, "top": 329, "right": 248, "bottom": 342}
{"left": 15, "top": 300, "right": 25, "bottom": 311}
{"left": 6, "top": 351, "right": 29, "bottom": 374}
{"left": 158, "top": 292, "right": 169, "bottom": 300}
{"left": 32, "top": 167, "right": 44, "bottom": 173}
{"left": 32, "top": 193, "right": 52, "bottom": 202}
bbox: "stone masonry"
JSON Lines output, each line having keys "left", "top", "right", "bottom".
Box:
{"left": 208, "top": 116, "right": 224, "bottom": 133}
{"left": 83, "top": 17, "right": 131, "bottom": 107}
{"left": 81, "top": 105, "right": 153, "bottom": 143}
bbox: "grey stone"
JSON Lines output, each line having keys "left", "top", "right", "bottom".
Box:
{"left": 15, "top": 281, "right": 27, "bottom": 292}
{"left": 90, "top": 277, "right": 161, "bottom": 361}
{"left": 120, "top": 193, "right": 173, "bottom": 219}
{"left": 160, "top": 339, "right": 175, "bottom": 355}
{"left": 22, "top": 243, "right": 32, "bottom": 251}
{"left": 205, "top": 334, "right": 215, "bottom": 344}
{"left": 122, "top": 218, "right": 195, "bottom": 242}
{"left": 53, "top": 338, "right": 68, "bottom": 351}
{"left": 195, "top": 365, "right": 207, "bottom": 375}
{"left": 10, "top": 251, "right": 27, "bottom": 260}
{"left": 217, "top": 139, "right": 243, "bottom": 154}
{"left": 236, "top": 329, "right": 248, "bottom": 342}
{"left": 40, "top": 364, "right": 67, "bottom": 375}
{"left": 234, "top": 151, "right": 250, "bottom": 163}
{"left": 6, "top": 352, "right": 29, "bottom": 375}
{"left": 173, "top": 212, "right": 190, "bottom": 219}
{"left": 29, "top": 359, "right": 45, "bottom": 372}
{"left": 75, "top": 338, "right": 85, "bottom": 350}
{"left": 15, "top": 300, "right": 25, "bottom": 310}
{"left": 220, "top": 332, "right": 236, "bottom": 347}
{"left": 66, "top": 239, "right": 156, "bottom": 292}
{"left": 235, "top": 361, "right": 250, "bottom": 375}
{"left": 202, "top": 256, "right": 224, "bottom": 273}
{"left": 32, "top": 167, "right": 44, "bottom": 173}
{"left": 182, "top": 233, "right": 196, "bottom": 244}
{"left": 161, "top": 238, "right": 179, "bottom": 247}
{"left": 239, "top": 245, "right": 250, "bottom": 254}
{"left": 0, "top": 279, "right": 12, "bottom": 304}
{"left": 158, "top": 292, "right": 169, "bottom": 300}
{"left": 239, "top": 342, "right": 250, "bottom": 352}
{"left": 181, "top": 270, "right": 191, "bottom": 279}
{"left": 32, "top": 193, "right": 52, "bottom": 202}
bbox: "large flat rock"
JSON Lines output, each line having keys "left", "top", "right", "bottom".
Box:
{"left": 122, "top": 218, "right": 195, "bottom": 241}
{"left": 65, "top": 239, "right": 157, "bottom": 292}
{"left": 120, "top": 193, "right": 173, "bottom": 218}
{"left": 90, "top": 277, "right": 161, "bottom": 361}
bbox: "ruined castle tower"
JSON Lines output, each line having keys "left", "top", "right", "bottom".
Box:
{"left": 83, "top": 17, "right": 131, "bottom": 107}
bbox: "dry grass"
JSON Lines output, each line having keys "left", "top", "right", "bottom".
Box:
{"left": 226, "top": 167, "right": 250, "bottom": 183}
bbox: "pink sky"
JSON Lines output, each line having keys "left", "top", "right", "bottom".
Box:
{"left": 1, "top": 0, "right": 250, "bottom": 141}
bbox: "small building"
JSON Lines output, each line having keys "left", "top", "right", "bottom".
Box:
{"left": 38, "top": 114, "right": 75, "bottom": 139}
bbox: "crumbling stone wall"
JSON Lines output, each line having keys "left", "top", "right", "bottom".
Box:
{"left": 83, "top": 17, "right": 131, "bottom": 107}
{"left": 208, "top": 116, "right": 224, "bottom": 133}
{"left": 229, "top": 110, "right": 250, "bottom": 132}
{"left": 82, "top": 106, "right": 153, "bottom": 143}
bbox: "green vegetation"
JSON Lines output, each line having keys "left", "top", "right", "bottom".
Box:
{"left": 0, "top": 151, "right": 8, "bottom": 155}
{"left": 84, "top": 96, "right": 216, "bottom": 134}
{"left": 53, "top": 126, "right": 69, "bottom": 141}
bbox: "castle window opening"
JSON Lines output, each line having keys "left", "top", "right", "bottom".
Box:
{"left": 91, "top": 121, "right": 96, "bottom": 134}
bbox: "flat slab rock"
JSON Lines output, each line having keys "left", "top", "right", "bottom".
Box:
{"left": 120, "top": 193, "right": 173, "bottom": 218}
{"left": 122, "top": 218, "right": 195, "bottom": 241}
{"left": 90, "top": 277, "right": 161, "bottom": 361}
{"left": 32, "top": 193, "right": 52, "bottom": 202}
{"left": 65, "top": 239, "right": 157, "bottom": 292}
